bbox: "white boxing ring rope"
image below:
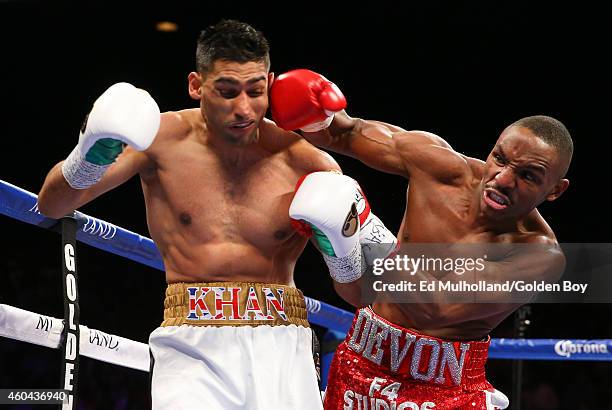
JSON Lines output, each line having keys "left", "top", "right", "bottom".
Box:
{"left": 0, "top": 303, "right": 149, "bottom": 372}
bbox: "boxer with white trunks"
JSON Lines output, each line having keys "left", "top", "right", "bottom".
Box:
{"left": 38, "top": 20, "right": 364, "bottom": 409}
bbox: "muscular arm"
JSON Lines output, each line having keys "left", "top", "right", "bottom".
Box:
{"left": 413, "top": 237, "right": 566, "bottom": 307}
{"left": 37, "top": 147, "right": 150, "bottom": 219}
{"left": 334, "top": 279, "right": 367, "bottom": 308}
{"left": 37, "top": 108, "right": 186, "bottom": 219}
{"left": 379, "top": 237, "right": 567, "bottom": 332}
{"left": 302, "top": 111, "right": 453, "bottom": 178}
{"left": 479, "top": 239, "right": 565, "bottom": 303}
{"left": 284, "top": 126, "right": 342, "bottom": 174}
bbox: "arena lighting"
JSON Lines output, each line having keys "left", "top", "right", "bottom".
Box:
{"left": 156, "top": 21, "right": 178, "bottom": 32}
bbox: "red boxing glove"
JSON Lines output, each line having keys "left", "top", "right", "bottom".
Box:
{"left": 270, "top": 69, "right": 347, "bottom": 132}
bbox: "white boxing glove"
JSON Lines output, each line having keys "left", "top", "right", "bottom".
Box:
{"left": 290, "top": 172, "right": 363, "bottom": 283}
{"left": 61, "top": 83, "right": 160, "bottom": 189}
{"left": 350, "top": 179, "right": 398, "bottom": 266}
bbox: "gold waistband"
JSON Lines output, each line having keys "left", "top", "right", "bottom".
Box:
{"left": 162, "top": 282, "right": 309, "bottom": 328}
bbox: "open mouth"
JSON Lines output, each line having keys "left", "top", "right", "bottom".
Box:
{"left": 483, "top": 188, "right": 510, "bottom": 210}
{"left": 229, "top": 120, "right": 255, "bottom": 130}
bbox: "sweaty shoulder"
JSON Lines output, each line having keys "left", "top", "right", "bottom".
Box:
{"left": 394, "top": 130, "right": 470, "bottom": 183}
{"left": 261, "top": 119, "right": 341, "bottom": 174}
{"left": 519, "top": 209, "right": 558, "bottom": 244}
{"left": 156, "top": 109, "right": 200, "bottom": 143}
{"left": 144, "top": 109, "right": 201, "bottom": 161}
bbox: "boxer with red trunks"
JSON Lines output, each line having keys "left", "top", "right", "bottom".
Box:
{"left": 274, "top": 69, "right": 573, "bottom": 409}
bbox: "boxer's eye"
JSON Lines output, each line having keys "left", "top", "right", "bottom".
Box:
{"left": 521, "top": 171, "right": 537, "bottom": 183}
{"left": 248, "top": 89, "right": 264, "bottom": 97}
{"left": 219, "top": 89, "right": 239, "bottom": 98}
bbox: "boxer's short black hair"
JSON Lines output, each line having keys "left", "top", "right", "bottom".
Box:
{"left": 512, "top": 115, "right": 574, "bottom": 175}
{"left": 196, "top": 19, "right": 270, "bottom": 74}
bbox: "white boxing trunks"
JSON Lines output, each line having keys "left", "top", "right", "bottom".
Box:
{"left": 149, "top": 282, "right": 323, "bottom": 410}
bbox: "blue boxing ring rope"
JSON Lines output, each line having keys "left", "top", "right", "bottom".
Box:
{"left": 1, "top": 178, "right": 611, "bottom": 390}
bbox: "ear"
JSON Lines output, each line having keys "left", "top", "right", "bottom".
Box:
{"left": 546, "top": 179, "right": 569, "bottom": 202}
{"left": 188, "top": 72, "right": 203, "bottom": 100}
{"left": 268, "top": 72, "right": 275, "bottom": 91}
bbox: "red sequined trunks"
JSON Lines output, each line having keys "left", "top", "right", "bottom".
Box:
{"left": 324, "top": 307, "right": 508, "bottom": 409}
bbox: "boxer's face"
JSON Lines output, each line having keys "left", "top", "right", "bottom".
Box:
{"left": 479, "top": 125, "right": 569, "bottom": 220}
{"left": 188, "top": 59, "right": 271, "bottom": 145}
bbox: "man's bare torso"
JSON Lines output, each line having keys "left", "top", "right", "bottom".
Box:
{"left": 139, "top": 109, "right": 334, "bottom": 285}
{"left": 373, "top": 142, "right": 553, "bottom": 340}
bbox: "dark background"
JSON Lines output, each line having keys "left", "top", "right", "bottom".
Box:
{"left": 1, "top": 1, "right": 610, "bottom": 409}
